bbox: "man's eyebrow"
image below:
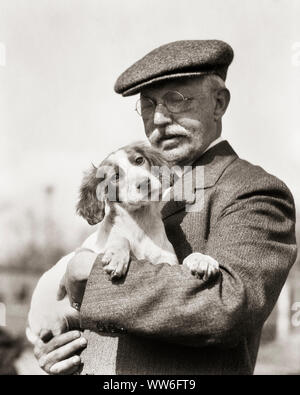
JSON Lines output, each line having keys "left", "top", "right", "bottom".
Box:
{"left": 142, "top": 89, "right": 194, "bottom": 99}
{"left": 141, "top": 93, "right": 155, "bottom": 101}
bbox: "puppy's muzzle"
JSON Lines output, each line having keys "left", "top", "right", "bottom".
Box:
{"left": 136, "top": 177, "right": 151, "bottom": 192}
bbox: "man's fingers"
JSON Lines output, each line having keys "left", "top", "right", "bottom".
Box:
{"left": 33, "top": 331, "right": 86, "bottom": 372}
{"left": 49, "top": 355, "right": 82, "bottom": 375}
{"left": 37, "top": 335, "right": 87, "bottom": 374}
{"left": 34, "top": 331, "right": 78, "bottom": 359}
{"left": 65, "top": 308, "right": 81, "bottom": 330}
{"left": 68, "top": 279, "right": 87, "bottom": 306}
{"left": 35, "top": 331, "right": 81, "bottom": 356}
{"left": 41, "top": 337, "right": 87, "bottom": 371}
{"left": 39, "top": 328, "right": 53, "bottom": 343}
{"left": 51, "top": 316, "right": 69, "bottom": 337}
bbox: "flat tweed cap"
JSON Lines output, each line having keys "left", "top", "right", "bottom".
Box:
{"left": 114, "top": 40, "right": 234, "bottom": 96}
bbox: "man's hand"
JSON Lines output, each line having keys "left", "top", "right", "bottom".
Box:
{"left": 28, "top": 250, "right": 94, "bottom": 375}
{"left": 38, "top": 303, "right": 81, "bottom": 339}
{"left": 34, "top": 331, "right": 87, "bottom": 375}
{"left": 57, "top": 250, "right": 98, "bottom": 308}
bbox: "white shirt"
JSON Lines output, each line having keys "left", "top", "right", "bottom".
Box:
{"left": 173, "top": 136, "right": 224, "bottom": 178}
{"left": 203, "top": 136, "right": 224, "bottom": 154}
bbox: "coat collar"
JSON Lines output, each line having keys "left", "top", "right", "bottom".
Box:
{"left": 161, "top": 140, "right": 238, "bottom": 219}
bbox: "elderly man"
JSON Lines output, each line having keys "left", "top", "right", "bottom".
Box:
{"left": 32, "top": 40, "right": 297, "bottom": 375}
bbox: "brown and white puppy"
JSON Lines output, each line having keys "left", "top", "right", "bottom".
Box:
{"left": 77, "top": 141, "right": 179, "bottom": 278}
{"left": 27, "top": 142, "right": 219, "bottom": 341}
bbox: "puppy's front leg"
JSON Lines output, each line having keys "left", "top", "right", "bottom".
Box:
{"left": 183, "top": 252, "right": 220, "bottom": 281}
{"left": 102, "top": 230, "right": 131, "bottom": 279}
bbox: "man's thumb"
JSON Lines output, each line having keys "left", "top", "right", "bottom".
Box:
{"left": 57, "top": 274, "right": 67, "bottom": 300}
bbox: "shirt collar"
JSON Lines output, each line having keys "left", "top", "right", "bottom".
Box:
{"left": 203, "top": 136, "right": 224, "bottom": 154}
{"left": 173, "top": 136, "right": 224, "bottom": 178}
{"left": 161, "top": 140, "right": 238, "bottom": 219}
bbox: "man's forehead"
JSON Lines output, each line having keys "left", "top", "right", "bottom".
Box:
{"left": 141, "top": 76, "right": 206, "bottom": 98}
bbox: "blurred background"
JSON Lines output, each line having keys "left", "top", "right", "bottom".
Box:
{"left": 0, "top": 0, "right": 299, "bottom": 374}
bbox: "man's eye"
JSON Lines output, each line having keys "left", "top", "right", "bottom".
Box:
{"left": 169, "top": 97, "right": 183, "bottom": 105}
{"left": 141, "top": 97, "right": 154, "bottom": 108}
{"left": 135, "top": 156, "right": 145, "bottom": 165}
{"left": 140, "top": 98, "right": 155, "bottom": 115}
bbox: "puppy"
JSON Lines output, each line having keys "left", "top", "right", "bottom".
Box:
{"left": 77, "top": 141, "right": 219, "bottom": 279}
{"left": 27, "top": 142, "right": 219, "bottom": 340}
{"left": 77, "top": 141, "right": 179, "bottom": 277}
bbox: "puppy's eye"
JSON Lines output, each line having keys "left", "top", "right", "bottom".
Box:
{"left": 110, "top": 173, "right": 119, "bottom": 183}
{"left": 135, "top": 156, "right": 145, "bottom": 165}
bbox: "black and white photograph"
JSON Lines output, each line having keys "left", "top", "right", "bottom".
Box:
{"left": 0, "top": 0, "right": 299, "bottom": 377}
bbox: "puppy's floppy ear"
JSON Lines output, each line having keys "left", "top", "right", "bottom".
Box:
{"left": 76, "top": 165, "right": 105, "bottom": 225}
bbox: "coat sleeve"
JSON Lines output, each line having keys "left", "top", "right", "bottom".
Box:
{"left": 80, "top": 177, "right": 297, "bottom": 348}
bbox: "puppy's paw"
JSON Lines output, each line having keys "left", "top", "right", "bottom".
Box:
{"left": 102, "top": 238, "right": 131, "bottom": 280}
{"left": 183, "top": 252, "right": 219, "bottom": 281}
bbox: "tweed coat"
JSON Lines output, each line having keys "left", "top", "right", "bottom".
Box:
{"left": 79, "top": 141, "right": 297, "bottom": 375}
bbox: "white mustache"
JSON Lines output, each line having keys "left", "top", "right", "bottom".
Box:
{"left": 165, "top": 125, "right": 188, "bottom": 135}
{"left": 149, "top": 125, "right": 188, "bottom": 144}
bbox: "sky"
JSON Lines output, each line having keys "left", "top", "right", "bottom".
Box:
{"left": 0, "top": 0, "right": 300, "bottom": 257}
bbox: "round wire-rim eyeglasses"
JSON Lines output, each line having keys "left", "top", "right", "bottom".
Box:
{"left": 135, "top": 90, "right": 198, "bottom": 117}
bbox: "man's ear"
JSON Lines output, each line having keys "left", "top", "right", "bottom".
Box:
{"left": 76, "top": 165, "right": 105, "bottom": 225}
{"left": 214, "top": 88, "right": 230, "bottom": 121}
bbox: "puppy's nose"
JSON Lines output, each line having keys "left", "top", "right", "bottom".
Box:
{"left": 136, "top": 178, "right": 151, "bottom": 191}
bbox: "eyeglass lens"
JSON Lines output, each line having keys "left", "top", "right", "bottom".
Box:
{"left": 136, "top": 91, "right": 188, "bottom": 116}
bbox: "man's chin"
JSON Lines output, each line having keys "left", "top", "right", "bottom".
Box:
{"left": 159, "top": 146, "right": 191, "bottom": 166}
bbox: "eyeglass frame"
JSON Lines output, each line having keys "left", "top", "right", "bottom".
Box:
{"left": 135, "top": 90, "right": 205, "bottom": 117}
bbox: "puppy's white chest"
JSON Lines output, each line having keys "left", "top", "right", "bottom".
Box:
{"left": 91, "top": 205, "right": 178, "bottom": 266}
{"left": 126, "top": 219, "right": 178, "bottom": 266}
{"left": 134, "top": 235, "right": 178, "bottom": 265}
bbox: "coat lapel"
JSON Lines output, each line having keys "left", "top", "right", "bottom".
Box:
{"left": 161, "top": 140, "right": 238, "bottom": 219}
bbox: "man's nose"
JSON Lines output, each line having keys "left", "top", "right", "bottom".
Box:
{"left": 153, "top": 104, "right": 172, "bottom": 126}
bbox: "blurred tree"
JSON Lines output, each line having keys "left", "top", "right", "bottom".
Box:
{"left": 0, "top": 329, "right": 23, "bottom": 375}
